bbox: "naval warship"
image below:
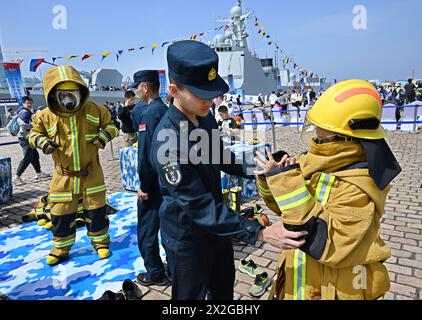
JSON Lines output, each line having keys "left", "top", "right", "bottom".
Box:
{"left": 210, "top": 0, "right": 327, "bottom": 102}
{"left": 1, "top": 0, "right": 327, "bottom": 120}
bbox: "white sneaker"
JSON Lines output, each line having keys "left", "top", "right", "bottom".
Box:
{"left": 14, "top": 176, "right": 25, "bottom": 186}
{"left": 35, "top": 172, "right": 50, "bottom": 180}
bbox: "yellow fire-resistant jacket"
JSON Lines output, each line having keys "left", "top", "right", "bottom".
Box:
{"left": 257, "top": 139, "right": 391, "bottom": 300}
{"left": 28, "top": 66, "right": 119, "bottom": 210}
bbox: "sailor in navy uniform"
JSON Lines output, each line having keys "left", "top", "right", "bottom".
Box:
{"left": 129, "top": 70, "right": 170, "bottom": 286}
{"left": 150, "top": 40, "right": 307, "bottom": 300}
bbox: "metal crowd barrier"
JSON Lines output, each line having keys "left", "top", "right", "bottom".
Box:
{"left": 1, "top": 105, "right": 420, "bottom": 151}
{"left": 0, "top": 140, "right": 119, "bottom": 164}
{"left": 237, "top": 104, "right": 421, "bottom": 149}
{"left": 238, "top": 104, "right": 421, "bottom": 127}
{"left": 0, "top": 141, "right": 19, "bottom": 147}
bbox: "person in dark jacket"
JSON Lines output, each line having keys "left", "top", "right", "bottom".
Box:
{"left": 130, "top": 70, "right": 171, "bottom": 286}
{"left": 150, "top": 40, "right": 307, "bottom": 300}
{"left": 107, "top": 102, "right": 121, "bottom": 131}
{"left": 118, "top": 91, "right": 138, "bottom": 147}
{"left": 14, "top": 96, "right": 48, "bottom": 186}
{"left": 404, "top": 79, "right": 416, "bottom": 104}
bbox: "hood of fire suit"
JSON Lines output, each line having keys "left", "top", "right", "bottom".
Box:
{"left": 298, "top": 139, "right": 390, "bottom": 215}
{"left": 43, "top": 65, "right": 89, "bottom": 118}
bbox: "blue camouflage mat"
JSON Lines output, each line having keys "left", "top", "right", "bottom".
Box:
{"left": 0, "top": 192, "right": 166, "bottom": 300}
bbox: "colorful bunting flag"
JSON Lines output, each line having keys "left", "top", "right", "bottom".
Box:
{"left": 82, "top": 53, "right": 94, "bottom": 61}
{"left": 151, "top": 44, "right": 159, "bottom": 54}
{"left": 30, "top": 58, "right": 45, "bottom": 72}
{"left": 116, "top": 50, "right": 124, "bottom": 62}
{"left": 52, "top": 57, "right": 63, "bottom": 64}
{"left": 66, "top": 55, "right": 79, "bottom": 61}
{"left": 101, "top": 52, "right": 111, "bottom": 61}
{"left": 26, "top": 24, "right": 227, "bottom": 72}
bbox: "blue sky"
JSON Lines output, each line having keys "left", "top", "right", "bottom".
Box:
{"left": 0, "top": 0, "right": 421, "bottom": 82}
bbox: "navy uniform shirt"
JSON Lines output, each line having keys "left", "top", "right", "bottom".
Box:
{"left": 132, "top": 101, "right": 147, "bottom": 173}
{"left": 150, "top": 105, "right": 262, "bottom": 244}
{"left": 131, "top": 101, "right": 148, "bottom": 133}
{"left": 136, "top": 97, "right": 168, "bottom": 193}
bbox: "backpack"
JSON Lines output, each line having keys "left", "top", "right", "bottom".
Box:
{"left": 6, "top": 114, "right": 20, "bottom": 136}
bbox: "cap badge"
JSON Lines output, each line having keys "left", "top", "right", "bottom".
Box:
{"left": 208, "top": 68, "right": 217, "bottom": 82}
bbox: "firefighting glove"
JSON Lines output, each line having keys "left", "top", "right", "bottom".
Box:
{"left": 256, "top": 150, "right": 290, "bottom": 181}
{"left": 37, "top": 138, "right": 60, "bottom": 155}
{"left": 88, "top": 132, "right": 110, "bottom": 150}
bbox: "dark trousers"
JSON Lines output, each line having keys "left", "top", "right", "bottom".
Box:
{"left": 162, "top": 232, "right": 235, "bottom": 300}
{"left": 137, "top": 190, "right": 166, "bottom": 280}
{"left": 16, "top": 138, "right": 41, "bottom": 177}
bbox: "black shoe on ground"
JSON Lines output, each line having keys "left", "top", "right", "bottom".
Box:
{"left": 122, "top": 279, "right": 143, "bottom": 300}
{"left": 98, "top": 290, "right": 125, "bottom": 300}
{"left": 136, "top": 273, "right": 171, "bottom": 287}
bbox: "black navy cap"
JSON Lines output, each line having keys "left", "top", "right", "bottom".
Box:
{"left": 167, "top": 40, "right": 229, "bottom": 100}
{"left": 129, "top": 70, "right": 159, "bottom": 89}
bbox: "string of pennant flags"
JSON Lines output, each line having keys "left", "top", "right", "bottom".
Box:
{"left": 254, "top": 16, "right": 326, "bottom": 83}
{"left": 28, "top": 25, "right": 226, "bottom": 72}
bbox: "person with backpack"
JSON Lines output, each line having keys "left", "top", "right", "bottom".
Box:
{"left": 6, "top": 108, "right": 14, "bottom": 124}
{"left": 13, "top": 96, "right": 49, "bottom": 186}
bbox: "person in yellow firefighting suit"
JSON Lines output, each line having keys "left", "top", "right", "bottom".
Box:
{"left": 28, "top": 65, "right": 119, "bottom": 266}
{"left": 254, "top": 79, "right": 402, "bottom": 300}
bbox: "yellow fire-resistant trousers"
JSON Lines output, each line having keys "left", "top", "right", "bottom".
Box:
{"left": 48, "top": 192, "right": 110, "bottom": 258}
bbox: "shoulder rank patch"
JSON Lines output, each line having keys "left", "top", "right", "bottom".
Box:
{"left": 139, "top": 124, "right": 147, "bottom": 132}
{"left": 163, "top": 162, "right": 182, "bottom": 187}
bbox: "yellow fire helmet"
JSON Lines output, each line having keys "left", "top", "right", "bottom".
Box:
{"left": 306, "top": 79, "right": 385, "bottom": 140}
{"left": 56, "top": 81, "right": 80, "bottom": 91}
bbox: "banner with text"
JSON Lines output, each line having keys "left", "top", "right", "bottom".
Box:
{"left": 3, "top": 62, "right": 26, "bottom": 107}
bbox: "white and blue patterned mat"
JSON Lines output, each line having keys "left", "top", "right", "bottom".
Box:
{"left": 0, "top": 192, "right": 166, "bottom": 300}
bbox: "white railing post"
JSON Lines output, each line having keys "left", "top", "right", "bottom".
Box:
{"left": 270, "top": 108, "right": 277, "bottom": 151}
{"left": 413, "top": 105, "right": 418, "bottom": 133}
{"left": 108, "top": 140, "right": 118, "bottom": 161}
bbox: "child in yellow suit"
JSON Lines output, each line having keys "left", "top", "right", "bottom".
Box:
{"left": 29, "top": 66, "right": 119, "bottom": 266}
{"left": 255, "top": 80, "right": 401, "bottom": 300}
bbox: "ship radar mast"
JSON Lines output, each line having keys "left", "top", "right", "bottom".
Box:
{"left": 212, "top": 0, "right": 254, "bottom": 50}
